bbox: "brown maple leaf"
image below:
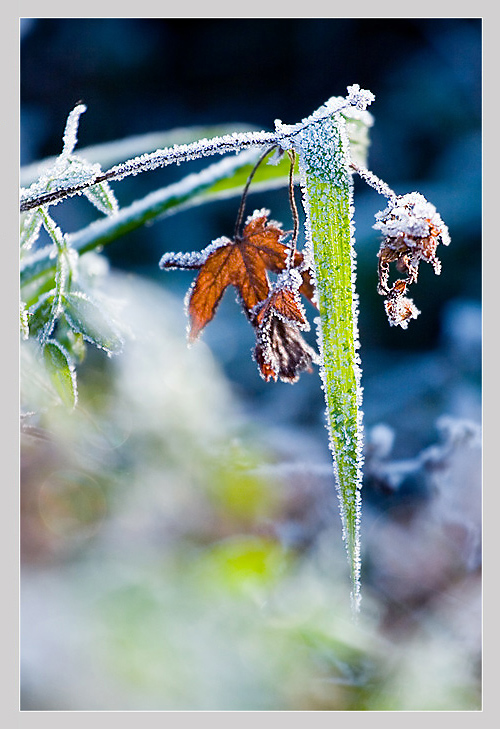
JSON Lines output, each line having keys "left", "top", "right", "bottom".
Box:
{"left": 160, "top": 209, "right": 315, "bottom": 341}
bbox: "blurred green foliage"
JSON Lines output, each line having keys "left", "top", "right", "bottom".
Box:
{"left": 21, "top": 272, "right": 481, "bottom": 711}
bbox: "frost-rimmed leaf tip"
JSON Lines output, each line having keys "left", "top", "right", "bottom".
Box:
{"left": 61, "top": 103, "right": 87, "bottom": 158}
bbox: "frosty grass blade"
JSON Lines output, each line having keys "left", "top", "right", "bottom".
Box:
{"left": 296, "top": 114, "right": 364, "bottom": 612}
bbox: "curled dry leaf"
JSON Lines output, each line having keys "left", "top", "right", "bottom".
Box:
{"left": 252, "top": 270, "right": 319, "bottom": 383}
{"left": 254, "top": 318, "right": 319, "bottom": 383}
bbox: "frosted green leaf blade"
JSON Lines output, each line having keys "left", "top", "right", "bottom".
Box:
{"left": 43, "top": 340, "right": 78, "bottom": 409}
{"left": 298, "top": 115, "right": 363, "bottom": 611}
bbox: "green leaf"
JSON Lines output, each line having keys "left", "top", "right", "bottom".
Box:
{"left": 298, "top": 114, "right": 364, "bottom": 612}
{"left": 59, "top": 329, "right": 87, "bottom": 364}
{"left": 40, "top": 208, "right": 66, "bottom": 251}
{"left": 42, "top": 339, "right": 78, "bottom": 409}
{"left": 341, "top": 109, "right": 373, "bottom": 168}
{"left": 20, "top": 207, "right": 44, "bottom": 250}
{"left": 28, "top": 291, "right": 56, "bottom": 339}
{"left": 20, "top": 264, "right": 56, "bottom": 309}
{"left": 62, "top": 290, "right": 124, "bottom": 354}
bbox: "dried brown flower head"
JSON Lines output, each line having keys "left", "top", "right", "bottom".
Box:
{"left": 374, "top": 193, "right": 450, "bottom": 327}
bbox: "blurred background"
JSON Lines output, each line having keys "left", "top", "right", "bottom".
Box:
{"left": 20, "top": 18, "right": 481, "bottom": 711}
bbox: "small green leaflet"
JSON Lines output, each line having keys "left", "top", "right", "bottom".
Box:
{"left": 42, "top": 339, "right": 78, "bottom": 409}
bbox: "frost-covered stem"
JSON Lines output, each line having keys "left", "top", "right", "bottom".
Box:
{"left": 19, "top": 132, "right": 278, "bottom": 212}
{"left": 296, "top": 115, "right": 364, "bottom": 612}
{"left": 20, "top": 88, "right": 373, "bottom": 213}
{"left": 350, "top": 162, "right": 397, "bottom": 202}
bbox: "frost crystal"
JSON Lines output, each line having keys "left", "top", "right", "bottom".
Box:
{"left": 244, "top": 207, "right": 282, "bottom": 230}
{"left": 272, "top": 267, "right": 304, "bottom": 295}
{"left": 374, "top": 192, "right": 451, "bottom": 247}
{"left": 346, "top": 84, "right": 376, "bottom": 111}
